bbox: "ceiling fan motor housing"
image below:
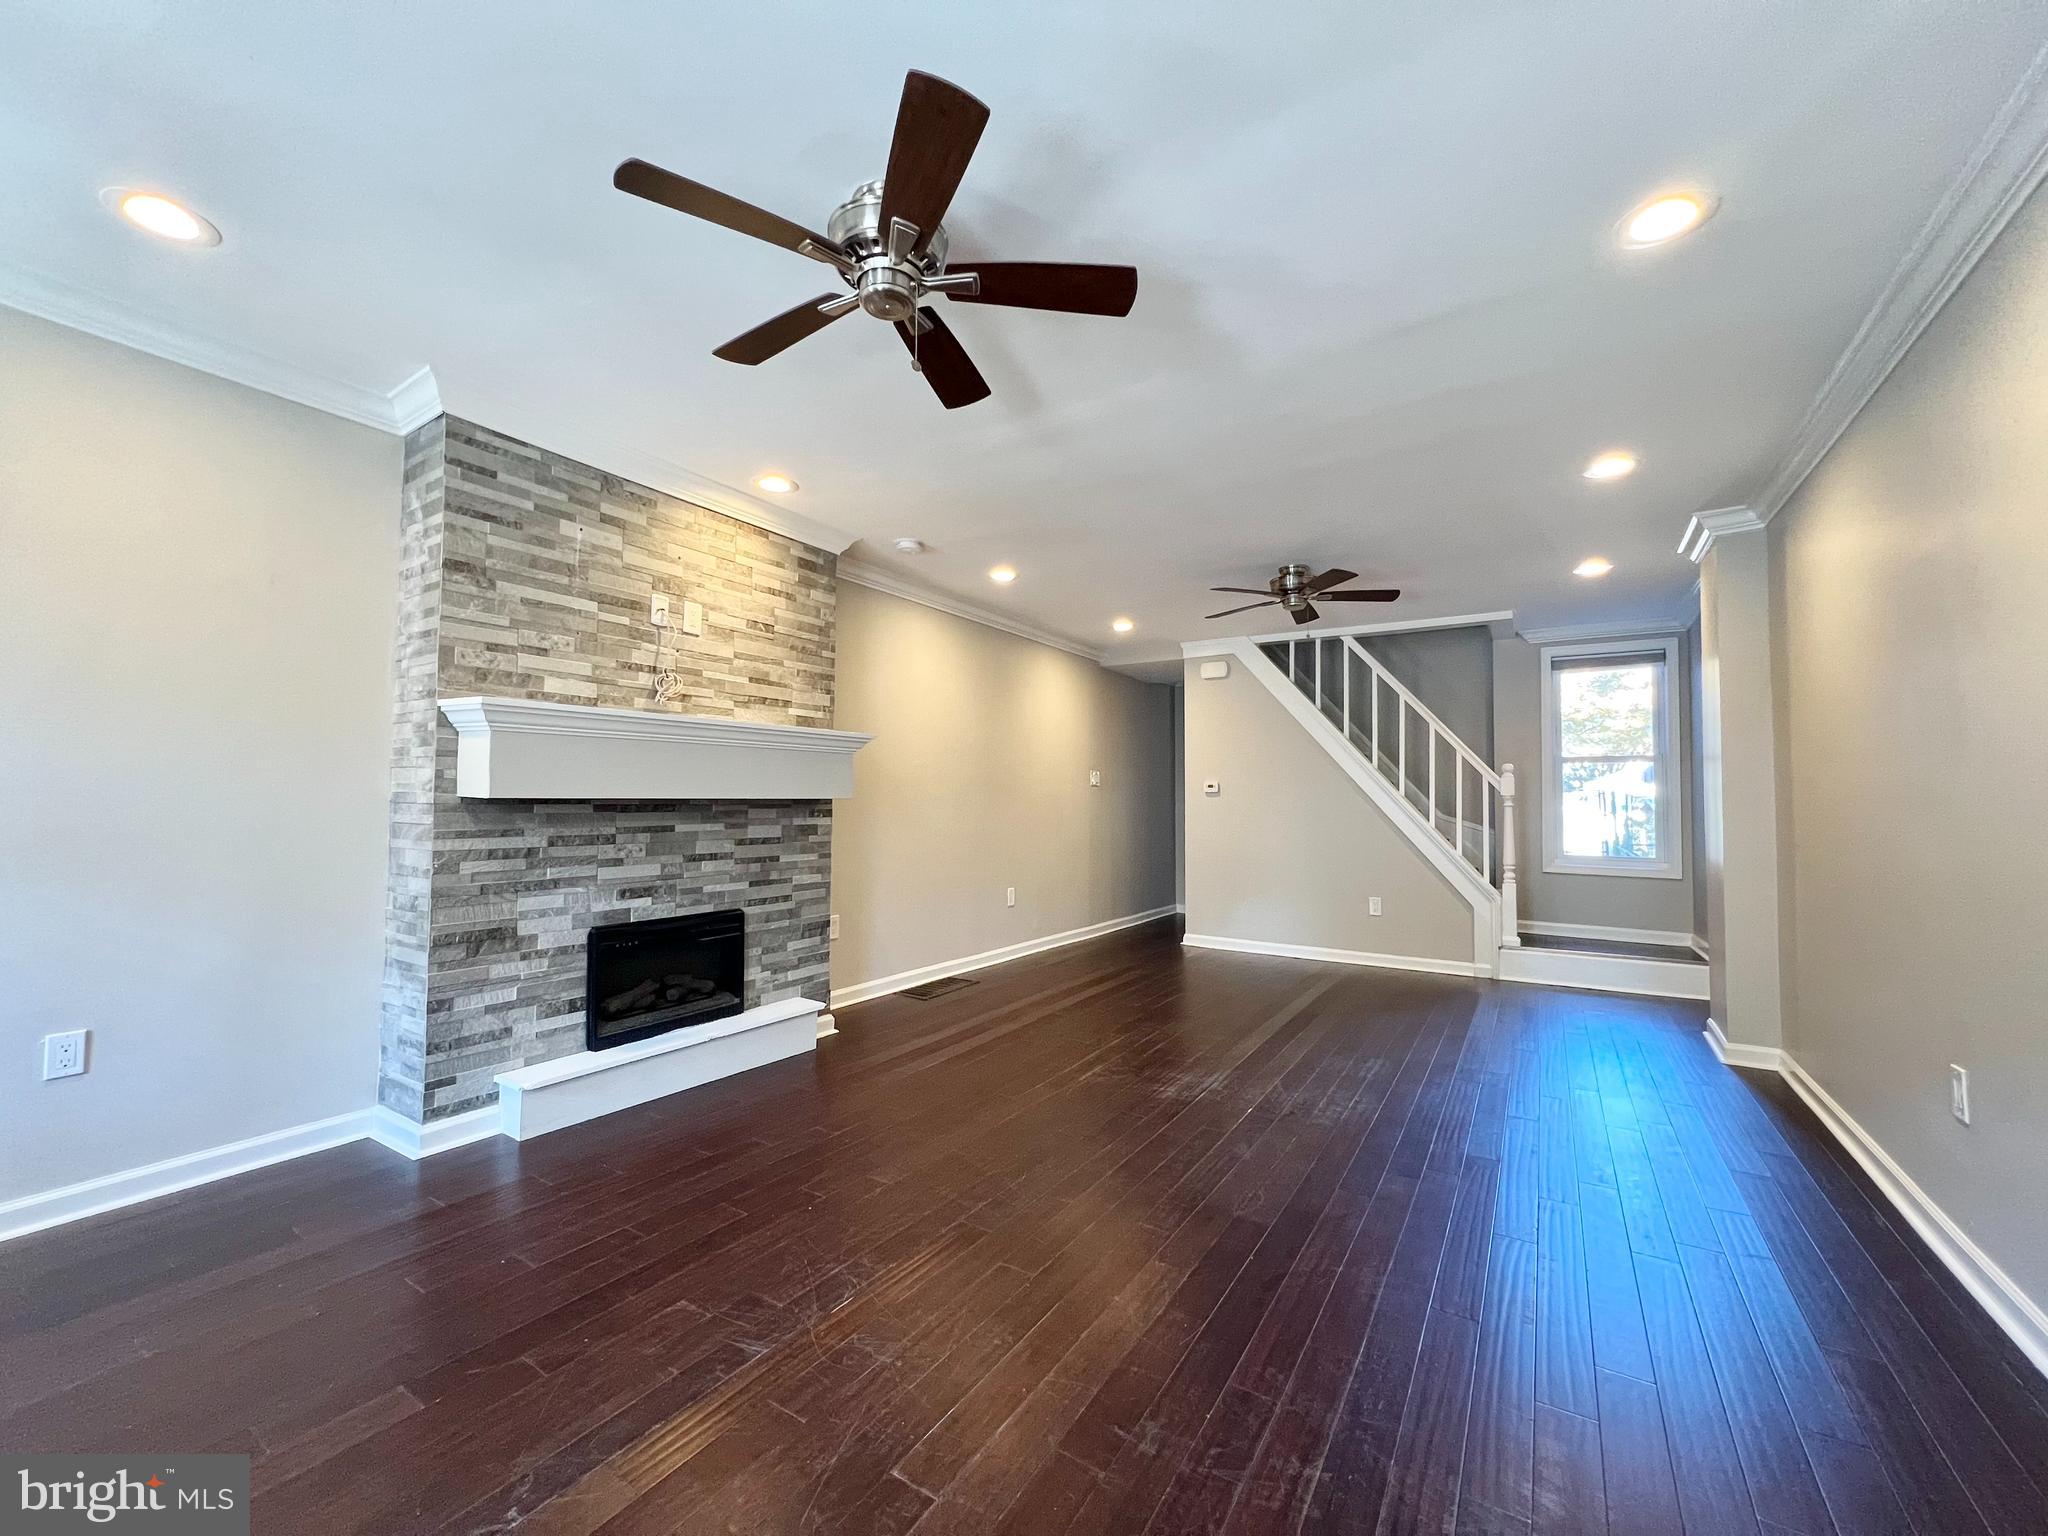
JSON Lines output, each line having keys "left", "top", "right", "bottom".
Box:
{"left": 829, "top": 180, "right": 951, "bottom": 321}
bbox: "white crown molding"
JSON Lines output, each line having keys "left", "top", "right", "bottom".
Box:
{"left": 1678, "top": 505, "right": 1766, "bottom": 564}
{"left": 0, "top": 264, "right": 429, "bottom": 432}
{"left": 837, "top": 555, "right": 1105, "bottom": 662}
{"left": 1514, "top": 615, "right": 1695, "bottom": 645}
{"left": 1734, "top": 42, "right": 2048, "bottom": 531}
{"left": 389, "top": 365, "right": 443, "bottom": 432}
{"left": 0, "top": 265, "right": 860, "bottom": 555}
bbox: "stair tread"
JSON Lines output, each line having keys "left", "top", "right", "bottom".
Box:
{"left": 1514, "top": 932, "right": 1703, "bottom": 964}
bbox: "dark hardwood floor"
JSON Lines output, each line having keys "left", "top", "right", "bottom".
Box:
{"left": 4, "top": 919, "right": 2045, "bottom": 1534}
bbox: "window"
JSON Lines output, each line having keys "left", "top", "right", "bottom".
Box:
{"left": 1540, "top": 638, "right": 1681, "bottom": 878}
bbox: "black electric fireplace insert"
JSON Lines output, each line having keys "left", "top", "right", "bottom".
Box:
{"left": 585, "top": 908, "right": 745, "bottom": 1051}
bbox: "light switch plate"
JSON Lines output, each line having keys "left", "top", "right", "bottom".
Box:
{"left": 1199, "top": 660, "right": 1229, "bottom": 680}
{"left": 1369, "top": 897, "right": 1383, "bottom": 917}
{"left": 1951, "top": 1064, "right": 1970, "bottom": 1125}
{"left": 1203, "top": 780, "right": 1220, "bottom": 796}
{"left": 681, "top": 599, "right": 704, "bottom": 636}
{"left": 828, "top": 913, "right": 840, "bottom": 940}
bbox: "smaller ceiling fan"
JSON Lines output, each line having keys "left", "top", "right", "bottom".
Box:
{"left": 1207, "top": 564, "right": 1400, "bottom": 626}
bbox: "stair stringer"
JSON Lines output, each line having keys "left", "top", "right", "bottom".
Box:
{"left": 1221, "top": 638, "right": 1501, "bottom": 975}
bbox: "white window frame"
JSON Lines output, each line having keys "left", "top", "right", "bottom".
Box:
{"left": 1539, "top": 636, "right": 1683, "bottom": 880}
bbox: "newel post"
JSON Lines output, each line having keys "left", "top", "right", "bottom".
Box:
{"left": 1498, "top": 763, "right": 1521, "bottom": 947}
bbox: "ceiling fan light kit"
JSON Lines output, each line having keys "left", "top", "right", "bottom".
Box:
{"left": 1205, "top": 563, "right": 1401, "bottom": 626}
{"left": 614, "top": 70, "right": 1138, "bottom": 408}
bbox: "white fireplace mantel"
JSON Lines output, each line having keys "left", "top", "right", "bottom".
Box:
{"left": 437, "top": 697, "right": 871, "bottom": 800}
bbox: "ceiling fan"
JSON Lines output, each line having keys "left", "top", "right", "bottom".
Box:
{"left": 612, "top": 69, "right": 1139, "bottom": 409}
{"left": 1206, "top": 564, "right": 1401, "bottom": 626}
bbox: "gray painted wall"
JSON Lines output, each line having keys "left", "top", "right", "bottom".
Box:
{"left": 1357, "top": 625, "right": 1496, "bottom": 762}
{"left": 0, "top": 308, "right": 399, "bottom": 1204}
{"left": 1770, "top": 176, "right": 2048, "bottom": 1305}
{"left": 831, "top": 582, "right": 1177, "bottom": 992}
{"left": 1182, "top": 658, "right": 1475, "bottom": 964}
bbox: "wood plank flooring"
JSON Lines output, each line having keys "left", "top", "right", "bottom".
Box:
{"left": 3, "top": 920, "right": 2044, "bottom": 1533}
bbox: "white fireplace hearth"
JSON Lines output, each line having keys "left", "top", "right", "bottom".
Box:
{"left": 493, "top": 996, "right": 829, "bottom": 1140}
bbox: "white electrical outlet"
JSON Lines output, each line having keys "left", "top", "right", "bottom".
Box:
{"left": 42, "top": 1030, "right": 87, "bottom": 1081}
{"left": 1006, "top": 887, "right": 1017, "bottom": 908}
{"left": 828, "top": 913, "right": 841, "bottom": 940}
{"left": 649, "top": 592, "right": 671, "bottom": 627}
{"left": 1089, "top": 770, "right": 1102, "bottom": 787}
{"left": 1369, "top": 897, "right": 1383, "bottom": 917}
{"left": 1951, "top": 1064, "right": 1970, "bottom": 1125}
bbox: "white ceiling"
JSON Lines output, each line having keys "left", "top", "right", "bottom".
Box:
{"left": 5, "top": 2, "right": 2045, "bottom": 666}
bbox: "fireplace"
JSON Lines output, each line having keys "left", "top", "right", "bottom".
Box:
{"left": 585, "top": 909, "right": 745, "bottom": 1051}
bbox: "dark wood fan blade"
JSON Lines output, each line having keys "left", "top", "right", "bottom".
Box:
{"left": 895, "top": 308, "right": 991, "bottom": 409}
{"left": 1305, "top": 567, "right": 1358, "bottom": 593}
{"left": 1205, "top": 600, "right": 1279, "bottom": 620}
{"left": 1209, "top": 586, "right": 1276, "bottom": 595}
{"left": 877, "top": 71, "right": 989, "bottom": 255}
{"left": 1290, "top": 603, "right": 1320, "bottom": 626}
{"left": 946, "top": 263, "right": 1137, "bottom": 317}
{"left": 613, "top": 159, "right": 842, "bottom": 257}
{"left": 1315, "top": 588, "right": 1402, "bottom": 602}
{"left": 712, "top": 296, "right": 847, "bottom": 365}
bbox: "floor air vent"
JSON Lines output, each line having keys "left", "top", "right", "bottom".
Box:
{"left": 899, "top": 975, "right": 980, "bottom": 1001}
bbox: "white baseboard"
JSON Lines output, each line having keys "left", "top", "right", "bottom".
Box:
{"left": 367, "top": 1103, "right": 500, "bottom": 1162}
{"left": 1180, "top": 932, "right": 1487, "bottom": 979}
{"left": 1703, "top": 1016, "right": 1785, "bottom": 1070}
{"left": 1499, "top": 944, "right": 1709, "bottom": 1001}
{"left": 1776, "top": 1051, "right": 2048, "bottom": 1381}
{"left": 1519, "top": 919, "right": 1698, "bottom": 949}
{"left": 829, "top": 905, "right": 1182, "bottom": 1009}
{"left": 0, "top": 1108, "right": 376, "bottom": 1245}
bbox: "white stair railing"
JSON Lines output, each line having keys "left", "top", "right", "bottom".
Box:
{"left": 1262, "top": 634, "right": 1520, "bottom": 946}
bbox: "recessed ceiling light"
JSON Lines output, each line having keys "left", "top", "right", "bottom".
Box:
{"left": 1619, "top": 192, "right": 1715, "bottom": 249}
{"left": 1582, "top": 450, "right": 1638, "bottom": 482}
{"left": 1574, "top": 556, "right": 1615, "bottom": 579}
{"left": 1111, "top": 617, "right": 1135, "bottom": 634}
{"left": 987, "top": 564, "right": 1018, "bottom": 585}
{"left": 753, "top": 472, "right": 797, "bottom": 494}
{"left": 101, "top": 187, "right": 220, "bottom": 246}
{"left": 892, "top": 537, "right": 926, "bottom": 554}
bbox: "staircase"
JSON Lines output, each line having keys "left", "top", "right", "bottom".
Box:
{"left": 1255, "top": 632, "right": 1519, "bottom": 961}
{"left": 1246, "top": 633, "right": 1706, "bottom": 998}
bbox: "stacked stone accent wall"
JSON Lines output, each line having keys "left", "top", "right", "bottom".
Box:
{"left": 378, "top": 418, "right": 836, "bottom": 1122}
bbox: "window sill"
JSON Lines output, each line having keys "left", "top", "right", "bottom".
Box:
{"left": 1542, "top": 858, "right": 1683, "bottom": 881}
